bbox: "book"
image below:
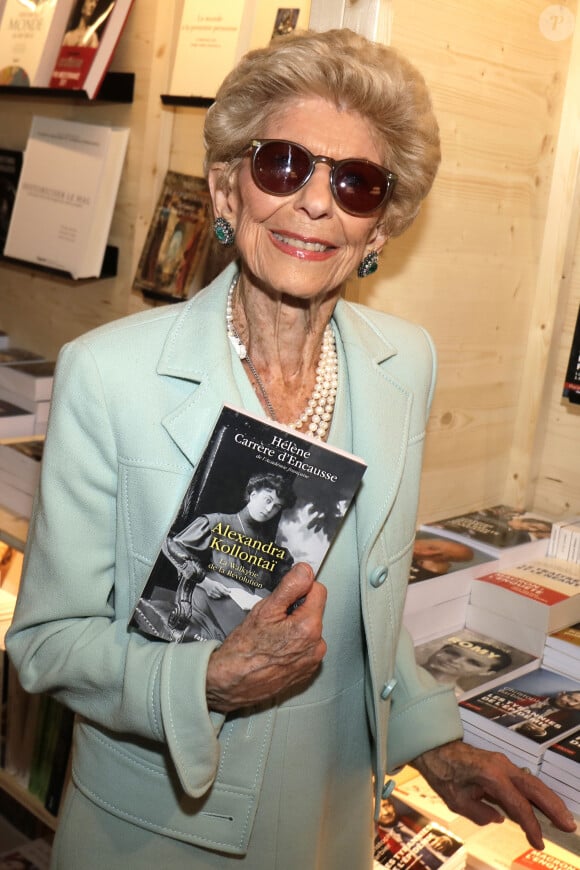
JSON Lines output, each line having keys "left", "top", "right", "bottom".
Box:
{"left": 0, "top": 837, "right": 52, "bottom": 870}
{"left": 421, "top": 505, "right": 553, "bottom": 556}
{"left": 469, "top": 558, "right": 580, "bottom": 635}
{"left": 4, "top": 115, "right": 129, "bottom": 279}
{"left": 0, "top": 359, "right": 54, "bottom": 402}
{"left": 0, "top": 436, "right": 43, "bottom": 499}
{"left": 458, "top": 668, "right": 580, "bottom": 759}
{"left": 49, "top": 0, "right": 135, "bottom": 99}
{"left": 414, "top": 628, "right": 539, "bottom": 701}
{"left": 133, "top": 171, "right": 212, "bottom": 302}
{"left": 547, "top": 519, "right": 580, "bottom": 563}
{"left": 404, "top": 596, "right": 469, "bottom": 646}
{"left": 542, "top": 727, "right": 580, "bottom": 780}
{"left": 0, "top": 0, "right": 75, "bottom": 87}
{"left": 0, "top": 347, "right": 44, "bottom": 365}
{"left": 168, "top": 0, "right": 311, "bottom": 99}
{"left": 0, "top": 330, "right": 9, "bottom": 349}
{"left": 392, "top": 772, "right": 480, "bottom": 842}
{"left": 130, "top": 404, "right": 366, "bottom": 643}
{"left": 511, "top": 845, "right": 580, "bottom": 870}
{"left": 405, "top": 530, "right": 497, "bottom": 613}
{"left": 0, "top": 398, "right": 35, "bottom": 438}
{"left": 545, "top": 622, "right": 580, "bottom": 658}
{"left": 464, "top": 602, "right": 548, "bottom": 657}
{"left": 374, "top": 794, "right": 466, "bottom": 869}
{"left": 0, "top": 147, "right": 22, "bottom": 251}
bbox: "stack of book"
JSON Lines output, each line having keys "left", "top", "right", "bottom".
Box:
{"left": 458, "top": 667, "right": 580, "bottom": 774}
{"left": 548, "top": 519, "right": 580, "bottom": 564}
{"left": 374, "top": 794, "right": 466, "bottom": 869}
{"left": 0, "top": 436, "right": 44, "bottom": 518}
{"left": 543, "top": 622, "right": 580, "bottom": 679}
{"left": 0, "top": 347, "right": 51, "bottom": 439}
{"left": 539, "top": 728, "right": 580, "bottom": 818}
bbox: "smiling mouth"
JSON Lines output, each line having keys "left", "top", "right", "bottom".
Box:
{"left": 272, "top": 232, "right": 334, "bottom": 253}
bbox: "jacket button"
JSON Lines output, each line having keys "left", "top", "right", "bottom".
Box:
{"left": 370, "top": 566, "right": 388, "bottom": 587}
{"left": 381, "top": 779, "right": 396, "bottom": 799}
{"left": 380, "top": 678, "right": 397, "bottom": 700}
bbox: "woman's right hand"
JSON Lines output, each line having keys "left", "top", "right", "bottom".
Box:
{"left": 205, "top": 562, "right": 327, "bottom": 712}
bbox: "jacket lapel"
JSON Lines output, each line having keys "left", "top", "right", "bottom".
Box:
{"left": 333, "top": 301, "right": 413, "bottom": 564}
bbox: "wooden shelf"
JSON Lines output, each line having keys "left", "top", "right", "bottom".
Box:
{"left": 0, "top": 245, "right": 118, "bottom": 282}
{"left": 160, "top": 94, "right": 213, "bottom": 108}
{"left": 0, "top": 770, "right": 58, "bottom": 832}
{"left": 0, "top": 72, "right": 135, "bottom": 104}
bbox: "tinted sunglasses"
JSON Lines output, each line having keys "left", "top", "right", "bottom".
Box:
{"left": 245, "top": 139, "right": 397, "bottom": 217}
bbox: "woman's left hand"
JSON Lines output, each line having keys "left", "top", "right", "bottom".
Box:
{"left": 411, "top": 740, "right": 577, "bottom": 849}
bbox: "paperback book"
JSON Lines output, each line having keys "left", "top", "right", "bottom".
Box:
{"left": 130, "top": 404, "right": 366, "bottom": 643}
{"left": 547, "top": 518, "right": 580, "bottom": 563}
{"left": 0, "top": 398, "right": 35, "bottom": 438}
{"left": 0, "top": 0, "right": 75, "bottom": 87}
{"left": 541, "top": 727, "right": 580, "bottom": 781}
{"left": 374, "top": 794, "right": 466, "bottom": 869}
{"left": 133, "top": 171, "right": 212, "bottom": 302}
{"left": 459, "top": 668, "right": 580, "bottom": 759}
{"left": 49, "top": 0, "right": 135, "bottom": 99}
{"left": 469, "top": 558, "right": 580, "bottom": 635}
{"left": 5, "top": 115, "right": 129, "bottom": 279}
{"left": 544, "top": 622, "right": 580, "bottom": 659}
{"left": 421, "top": 505, "right": 553, "bottom": 556}
{"left": 405, "top": 530, "right": 497, "bottom": 613}
{"left": 511, "top": 845, "right": 580, "bottom": 870}
{"left": 414, "top": 628, "right": 538, "bottom": 700}
{"left": 0, "top": 359, "right": 55, "bottom": 402}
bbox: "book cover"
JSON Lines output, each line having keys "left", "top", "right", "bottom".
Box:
{"left": 405, "top": 530, "right": 497, "bottom": 613}
{"left": 469, "top": 559, "right": 580, "bottom": 634}
{"left": 421, "top": 505, "right": 553, "bottom": 556}
{"left": 542, "top": 727, "right": 580, "bottom": 779}
{"left": 168, "top": 0, "right": 310, "bottom": 99}
{"left": 0, "top": 359, "right": 54, "bottom": 401}
{"left": 545, "top": 622, "right": 580, "bottom": 657}
{"left": 0, "top": 0, "right": 75, "bottom": 87}
{"left": 415, "top": 628, "right": 538, "bottom": 701}
{"left": 511, "top": 845, "right": 580, "bottom": 870}
{"left": 4, "top": 115, "right": 129, "bottom": 279}
{"left": 392, "top": 772, "right": 479, "bottom": 842}
{"left": 459, "top": 668, "right": 580, "bottom": 757}
{"left": 0, "top": 147, "right": 22, "bottom": 251}
{"left": 133, "top": 171, "right": 212, "bottom": 303}
{"left": 130, "top": 404, "right": 366, "bottom": 643}
{"left": 49, "top": 0, "right": 135, "bottom": 99}
{"left": 374, "top": 794, "right": 465, "bottom": 869}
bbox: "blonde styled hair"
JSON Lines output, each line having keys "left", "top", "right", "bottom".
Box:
{"left": 203, "top": 29, "right": 440, "bottom": 238}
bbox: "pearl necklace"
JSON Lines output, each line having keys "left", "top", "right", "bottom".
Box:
{"left": 226, "top": 276, "right": 338, "bottom": 439}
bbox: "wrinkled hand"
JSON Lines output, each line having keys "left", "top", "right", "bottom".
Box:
{"left": 206, "top": 562, "right": 327, "bottom": 713}
{"left": 412, "top": 740, "right": 577, "bottom": 850}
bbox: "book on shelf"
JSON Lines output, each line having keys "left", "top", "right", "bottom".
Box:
{"left": 392, "top": 771, "right": 480, "bottom": 842}
{"left": 511, "top": 844, "right": 580, "bottom": 870}
{"left": 168, "top": 0, "right": 311, "bottom": 99}
{"left": 0, "top": 347, "right": 44, "bottom": 365}
{"left": 130, "top": 404, "right": 366, "bottom": 643}
{"left": 0, "top": 0, "right": 75, "bottom": 87}
{"left": 547, "top": 519, "right": 580, "bottom": 563}
{"left": 543, "top": 622, "right": 580, "bottom": 678}
{"left": 5, "top": 115, "right": 129, "bottom": 279}
{"left": 374, "top": 794, "right": 466, "bottom": 869}
{"left": 404, "top": 596, "right": 469, "bottom": 646}
{"left": 458, "top": 667, "right": 580, "bottom": 760}
{"left": 0, "top": 147, "right": 22, "bottom": 252}
{"left": 133, "top": 171, "right": 212, "bottom": 302}
{"left": 464, "top": 603, "right": 547, "bottom": 657}
{"left": 0, "top": 435, "right": 44, "bottom": 492}
{"left": 0, "top": 359, "right": 54, "bottom": 402}
{"left": 414, "top": 628, "right": 539, "bottom": 701}
{"left": 49, "top": 0, "right": 135, "bottom": 99}
{"left": 469, "top": 558, "right": 580, "bottom": 635}
{"left": 421, "top": 505, "right": 553, "bottom": 557}
{"left": 405, "top": 530, "right": 498, "bottom": 613}
{"left": 0, "top": 837, "right": 52, "bottom": 870}
{"left": 0, "top": 398, "right": 35, "bottom": 438}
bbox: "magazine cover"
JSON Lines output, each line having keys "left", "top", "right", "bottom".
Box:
{"left": 374, "top": 794, "right": 465, "bottom": 869}
{"left": 409, "top": 531, "right": 496, "bottom": 585}
{"left": 415, "top": 628, "right": 538, "bottom": 700}
{"left": 133, "top": 171, "right": 212, "bottom": 303}
{"left": 459, "top": 668, "right": 580, "bottom": 754}
{"left": 421, "top": 505, "right": 553, "bottom": 555}
{"left": 130, "top": 405, "right": 366, "bottom": 643}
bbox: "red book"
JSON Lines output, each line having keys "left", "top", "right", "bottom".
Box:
{"left": 49, "top": 0, "right": 134, "bottom": 99}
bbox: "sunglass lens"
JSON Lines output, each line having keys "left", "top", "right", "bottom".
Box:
{"left": 334, "top": 162, "right": 388, "bottom": 215}
{"left": 253, "top": 142, "right": 311, "bottom": 194}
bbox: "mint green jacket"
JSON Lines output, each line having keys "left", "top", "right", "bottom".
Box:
{"left": 6, "top": 263, "right": 462, "bottom": 855}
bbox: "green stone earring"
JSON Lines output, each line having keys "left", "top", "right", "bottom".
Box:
{"left": 357, "top": 250, "right": 379, "bottom": 278}
{"left": 214, "top": 217, "right": 235, "bottom": 247}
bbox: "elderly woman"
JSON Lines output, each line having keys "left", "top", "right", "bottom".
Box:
{"left": 6, "top": 28, "right": 575, "bottom": 870}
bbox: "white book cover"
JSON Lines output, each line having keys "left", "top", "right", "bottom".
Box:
{"left": 0, "top": 0, "right": 75, "bottom": 86}
{"left": 469, "top": 558, "right": 580, "bottom": 635}
{"left": 421, "top": 505, "right": 553, "bottom": 557}
{"left": 5, "top": 115, "right": 129, "bottom": 278}
{"left": 404, "top": 595, "right": 469, "bottom": 646}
